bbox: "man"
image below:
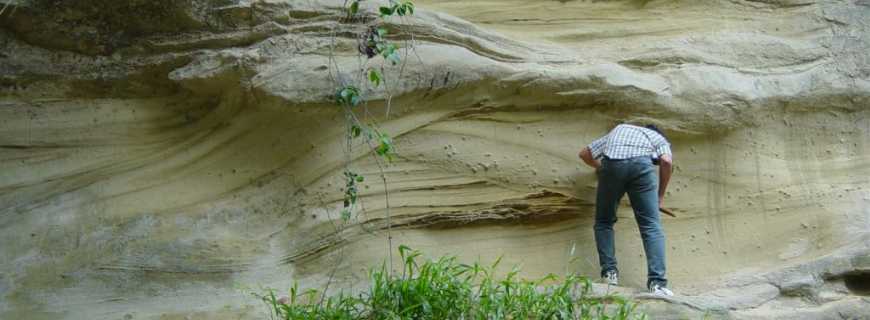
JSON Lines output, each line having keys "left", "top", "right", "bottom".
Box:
{"left": 578, "top": 123, "right": 674, "bottom": 296}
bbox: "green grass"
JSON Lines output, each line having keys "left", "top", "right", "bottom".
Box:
{"left": 259, "top": 246, "right": 646, "bottom": 320}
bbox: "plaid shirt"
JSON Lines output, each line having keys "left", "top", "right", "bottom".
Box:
{"left": 588, "top": 124, "right": 672, "bottom": 160}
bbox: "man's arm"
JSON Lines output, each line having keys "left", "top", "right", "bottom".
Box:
{"left": 658, "top": 154, "right": 672, "bottom": 207}
{"left": 582, "top": 135, "right": 607, "bottom": 169}
{"left": 579, "top": 147, "right": 601, "bottom": 169}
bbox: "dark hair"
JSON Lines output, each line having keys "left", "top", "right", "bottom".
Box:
{"left": 645, "top": 124, "right": 668, "bottom": 142}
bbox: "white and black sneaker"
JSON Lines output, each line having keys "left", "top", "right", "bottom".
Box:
{"left": 649, "top": 283, "right": 674, "bottom": 297}
{"left": 603, "top": 270, "right": 618, "bottom": 286}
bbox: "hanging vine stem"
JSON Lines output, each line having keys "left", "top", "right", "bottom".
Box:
{"left": 0, "top": 0, "right": 18, "bottom": 17}
{"left": 388, "top": 14, "right": 425, "bottom": 118}
{"left": 343, "top": 103, "right": 395, "bottom": 251}
{"left": 306, "top": 1, "right": 372, "bottom": 306}
{"left": 323, "top": 0, "right": 416, "bottom": 283}
{"left": 370, "top": 1, "right": 417, "bottom": 276}
{"left": 262, "top": 1, "right": 416, "bottom": 306}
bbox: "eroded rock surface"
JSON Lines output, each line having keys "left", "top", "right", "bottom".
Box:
{"left": 1, "top": 0, "right": 869, "bottom": 319}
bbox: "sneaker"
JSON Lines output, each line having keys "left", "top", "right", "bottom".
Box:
{"left": 603, "top": 270, "right": 618, "bottom": 286}
{"left": 649, "top": 283, "right": 674, "bottom": 297}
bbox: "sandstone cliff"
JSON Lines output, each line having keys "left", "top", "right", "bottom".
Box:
{"left": 1, "top": 0, "right": 869, "bottom": 319}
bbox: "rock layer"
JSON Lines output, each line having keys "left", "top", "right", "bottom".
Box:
{"left": 1, "top": 0, "right": 869, "bottom": 319}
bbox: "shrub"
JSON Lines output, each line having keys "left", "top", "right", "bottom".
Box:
{"left": 259, "top": 246, "right": 646, "bottom": 320}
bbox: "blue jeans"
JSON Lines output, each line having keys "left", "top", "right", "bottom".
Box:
{"left": 594, "top": 156, "right": 667, "bottom": 288}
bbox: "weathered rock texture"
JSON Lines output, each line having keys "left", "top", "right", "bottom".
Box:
{"left": 1, "top": 0, "right": 869, "bottom": 319}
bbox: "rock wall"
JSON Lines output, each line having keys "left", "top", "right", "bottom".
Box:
{"left": 1, "top": 0, "right": 869, "bottom": 319}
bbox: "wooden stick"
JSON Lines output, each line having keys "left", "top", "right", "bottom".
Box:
{"left": 660, "top": 207, "right": 676, "bottom": 218}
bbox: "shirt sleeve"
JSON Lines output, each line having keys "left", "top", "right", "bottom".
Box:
{"left": 588, "top": 135, "right": 607, "bottom": 159}
{"left": 651, "top": 133, "right": 672, "bottom": 159}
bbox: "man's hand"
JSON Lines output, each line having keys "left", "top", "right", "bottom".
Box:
{"left": 579, "top": 147, "right": 601, "bottom": 170}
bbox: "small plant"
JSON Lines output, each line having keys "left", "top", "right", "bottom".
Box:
{"left": 346, "top": 0, "right": 361, "bottom": 20}
{"left": 328, "top": 0, "right": 412, "bottom": 226}
{"left": 374, "top": 131, "right": 395, "bottom": 162}
{"left": 341, "top": 170, "right": 364, "bottom": 221}
{"left": 358, "top": 26, "right": 400, "bottom": 65}
{"left": 259, "top": 246, "right": 647, "bottom": 319}
{"left": 301, "top": 1, "right": 414, "bottom": 303}
{"left": 336, "top": 86, "right": 362, "bottom": 108}
{"left": 379, "top": 0, "right": 414, "bottom": 17}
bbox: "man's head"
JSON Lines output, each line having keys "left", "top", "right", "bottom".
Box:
{"left": 644, "top": 124, "right": 667, "bottom": 142}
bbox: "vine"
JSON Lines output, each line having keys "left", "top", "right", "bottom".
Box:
{"left": 271, "top": 1, "right": 417, "bottom": 308}
{"left": 326, "top": 0, "right": 416, "bottom": 277}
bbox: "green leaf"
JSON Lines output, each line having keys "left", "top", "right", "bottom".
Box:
{"left": 398, "top": 245, "right": 411, "bottom": 259}
{"left": 349, "top": 1, "right": 359, "bottom": 16}
{"left": 337, "top": 86, "right": 361, "bottom": 107}
{"left": 351, "top": 124, "right": 362, "bottom": 137}
{"left": 397, "top": 2, "right": 414, "bottom": 16}
{"left": 380, "top": 43, "right": 398, "bottom": 64}
{"left": 350, "top": 94, "right": 361, "bottom": 107}
{"left": 376, "top": 133, "right": 393, "bottom": 156}
{"left": 341, "top": 208, "right": 351, "bottom": 221}
{"left": 376, "top": 27, "right": 388, "bottom": 38}
{"left": 368, "top": 69, "right": 381, "bottom": 87}
{"left": 379, "top": 6, "right": 394, "bottom": 16}
{"left": 380, "top": 43, "right": 397, "bottom": 57}
{"left": 375, "top": 140, "right": 387, "bottom": 155}
{"left": 387, "top": 51, "right": 401, "bottom": 65}
{"left": 356, "top": 175, "right": 364, "bottom": 182}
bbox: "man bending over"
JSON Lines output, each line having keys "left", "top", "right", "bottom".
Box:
{"left": 578, "top": 123, "right": 674, "bottom": 296}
